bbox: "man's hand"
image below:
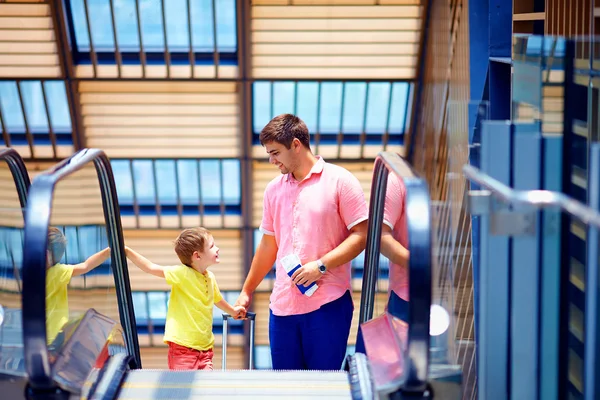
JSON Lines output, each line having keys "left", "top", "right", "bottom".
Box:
{"left": 291, "top": 261, "right": 321, "bottom": 286}
{"left": 234, "top": 291, "right": 253, "bottom": 319}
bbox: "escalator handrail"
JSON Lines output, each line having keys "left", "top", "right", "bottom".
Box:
{"left": 359, "top": 151, "right": 432, "bottom": 394}
{"left": 21, "top": 148, "right": 140, "bottom": 390}
{"left": 0, "top": 147, "right": 31, "bottom": 208}
{"left": 463, "top": 164, "right": 600, "bottom": 228}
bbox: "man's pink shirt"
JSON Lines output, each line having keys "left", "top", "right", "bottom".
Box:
{"left": 384, "top": 173, "right": 409, "bottom": 301}
{"left": 260, "top": 157, "right": 369, "bottom": 316}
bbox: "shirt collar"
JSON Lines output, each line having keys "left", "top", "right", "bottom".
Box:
{"left": 285, "top": 156, "right": 325, "bottom": 182}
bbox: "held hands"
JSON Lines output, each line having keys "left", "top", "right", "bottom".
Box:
{"left": 291, "top": 261, "right": 321, "bottom": 286}
{"left": 232, "top": 305, "right": 246, "bottom": 320}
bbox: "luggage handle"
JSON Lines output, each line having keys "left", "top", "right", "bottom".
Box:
{"left": 222, "top": 312, "right": 256, "bottom": 371}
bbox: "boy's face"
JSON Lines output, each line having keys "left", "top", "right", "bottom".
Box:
{"left": 195, "top": 235, "right": 220, "bottom": 266}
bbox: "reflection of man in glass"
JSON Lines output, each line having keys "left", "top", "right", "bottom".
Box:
{"left": 46, "top": 227, "right": 110, "bottom": 344}
{"left": 381, "top": 173, "right": 410, "bottom": 321}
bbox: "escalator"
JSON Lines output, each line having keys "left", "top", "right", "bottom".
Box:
{"left": 12, "top": 149, "right": 461, "bottom": 399}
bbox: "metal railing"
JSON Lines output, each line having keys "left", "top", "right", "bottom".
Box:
{"left": 0, "top": 147, "right": 31, "bottom": 208}
{"left": 21, "top": 148, "right": 140, "bottom": 391}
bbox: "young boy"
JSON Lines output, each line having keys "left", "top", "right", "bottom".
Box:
{"left": 46, "top": 227, "right": 111, "bottom": 344}
{"left": 124, "top": 227, "right": 244, "bottom": 371}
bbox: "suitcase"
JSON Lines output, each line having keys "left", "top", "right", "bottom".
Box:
{"left": 222, "top": 311, "right": 256, "bottom": 370}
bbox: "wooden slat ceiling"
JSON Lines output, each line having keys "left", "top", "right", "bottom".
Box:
{"left": 251, "top": 0, "right": 422, "bottom": 79}
{"left": 79, "top": 81, "right": 241, "bottom": 159}
{"left": 0, "top": 3, "right": 61, "bottom": 78}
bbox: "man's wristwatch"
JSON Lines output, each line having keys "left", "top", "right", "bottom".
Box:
{"left": 317, "top": 259, "right": 327, "bottom": 274}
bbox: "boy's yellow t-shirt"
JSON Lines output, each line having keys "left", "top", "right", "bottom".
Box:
{"left": 45, "top": 263, "right": 74, "bottom": 344}
{"left": 163, "top": 265, "right": 223, "bottom": 351}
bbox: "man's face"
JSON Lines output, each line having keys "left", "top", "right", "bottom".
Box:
{"left": 265, "top": 141, "right": 298, "bottom": 175}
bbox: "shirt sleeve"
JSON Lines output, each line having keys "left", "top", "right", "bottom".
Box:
{"left": 211, "top": 273, "right": 224, "bottom": 303}
{"left": 338, "top": 172, "right": 369, "bottom": 230}
{"left": 259, "top": 185, "right": 275, "bottom": 235}
{"left": 55, "top": 264, "right": 74, "bottom": 285}
{"left": 163, "top": 265, "right": 182, "bottom": 286}
{"left": 383, "top": 174, "right": 405, "bottom": 230}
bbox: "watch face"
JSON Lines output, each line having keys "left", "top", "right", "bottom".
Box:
{"left": 319, "top": 264, "right": 326, "bottom": 273}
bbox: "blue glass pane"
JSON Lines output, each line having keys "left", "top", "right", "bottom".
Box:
{"left": 69, "top": 0, "right": 91, "bottom": 50}
{"left": 365, "top": 83, "right": 392, "bottom": 134}
{"left": 272, "top": 82, "right": 295, "bottom": 117}
{"left": 44, "top": 82, "right": 72, "bottom": 133}
{"left": 342, "top": 83, "right": 367, "bottom": 134}
{"left": 199, "top": 160, "right": 221, "bottom": 204}
{"left": 253, "top": 81, "right": 271, "bottom": 133}
{"left": 139, "top": 0, "right": 166, "bottom": 50}
{"left": 296, "top": 82, "right": 319, "bottom": 133}
{"left": 19, "top": 81, "right": 48, "bottom": 133}
{"left": 69, "top": 0, "right": 236, "bottom": 53}
{"left": 319, "top": 82, "right": 343, "bottom": 133}
{"left": 113, "top": 0, "right": 140, "bottom": 50}
{"left": 0, "top": 82, "right": 25, "bottom": 132}
{"left": 177, "top": 160, "right": 199, "bottom": 204}
{"left": 155, "top": 160, "right": 177, "bottom": 204}
{"left": 132, "top": 292, "right": 149, "bottom": 320}
{"left": 389, "top": 83, "right": 410, "bottom": 134}
{"left": 255, "top": 346, "right": 273, "bottom": 369}
{"left": 253, "top": 229, "right": 262, "bottom": 253}
{"left": 165, "top": 0, "right": 189, "bottom": 50}
{"left": 148, "top": 292, "right": 168, "bottom": 318}
{"left": 0, "top": 228, "right": 24, "bottom": 270}
{"left": 89, "top": 0, "right": 115, "bottom": 50}
{"left": 221, "top": 160, "right": 240, "bottom": 204}
{"left": 215, "top": 0, "right": 236, "bottom": 51}
{"left": 61, "top": 226, "right": 108, "bottom": 265}
{"left": 132, "top": 160, "right": 156, "bottom": 204}
{"left": 111, "top": 160, "right": 134, "bottom": 203}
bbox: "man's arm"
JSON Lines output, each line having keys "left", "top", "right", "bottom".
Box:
{"left": 124, "top": 246, "right": 165, "bottom": 278}
{"left": 380, "top": 224, "right": 409, "bottom": 267}
{"left": 71, "top": 247, "right": 111, "bottom": 277}
{"left": 292, "top": 220, "right": 368, "bottom": 286}
{"left": 234, "top": 234, "right": 278, "bottom": 314}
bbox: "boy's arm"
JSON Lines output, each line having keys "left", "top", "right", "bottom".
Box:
{"left": 72, "top": 247, "right": 111, "bottom": 277}
{"left": 124, "top": 246, "right": 165, "bottom": 278}
{"left": 215, "top": 299, "right": 245, "bottom": 318}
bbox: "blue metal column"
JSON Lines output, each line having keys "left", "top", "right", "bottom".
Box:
{"left": 584, "top": 144, "right": 600, "bottom": 399}
{"left": 478, "top": 120, "right": 511, "bottom": 400}
{"left": 510, "top": 123, "right": 542, "bottom": 400}
{"left": 540, "top": 136, "right": 563, "bottom": 400}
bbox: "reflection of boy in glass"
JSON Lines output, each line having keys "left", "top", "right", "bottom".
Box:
{"left": 46, "top": 227, "right": 110, "bottom": 344}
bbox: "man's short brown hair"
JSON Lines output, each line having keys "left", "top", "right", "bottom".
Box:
{"left": 173, "top": 227, "right": 212, "bottom": 266}
{"left": 259, "top": 113, "right": 311, "bottom": 149}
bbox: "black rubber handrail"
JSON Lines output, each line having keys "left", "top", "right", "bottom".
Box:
{"left": 0, "top": 147, "right": 31, "bottom": 208}
{"left": 21, "top": 148, "right": 140, "bottom": 390}
{"left": 359, "top": 151, "right": 432, "bottom": 394}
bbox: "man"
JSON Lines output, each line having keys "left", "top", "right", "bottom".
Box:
{"left": 235, "top": 114, "right": 369, "bottom": 370}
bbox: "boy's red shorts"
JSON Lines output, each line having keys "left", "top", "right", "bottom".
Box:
{"left": 167, "top": 341, "right": 214, "bottom": 370}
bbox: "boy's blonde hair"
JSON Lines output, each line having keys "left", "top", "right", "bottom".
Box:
{"left": 174, "top": 227, "right": 212, "bottom": 266}
{"left": 47, "top": 227, "right": 67, "bottom": 265}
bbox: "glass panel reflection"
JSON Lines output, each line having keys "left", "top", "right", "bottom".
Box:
{"left": 46, "top": 163, "right": 120, "bottom": 358}
{"left": 0, "top": 158, "right": 25, "bottom": 375}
